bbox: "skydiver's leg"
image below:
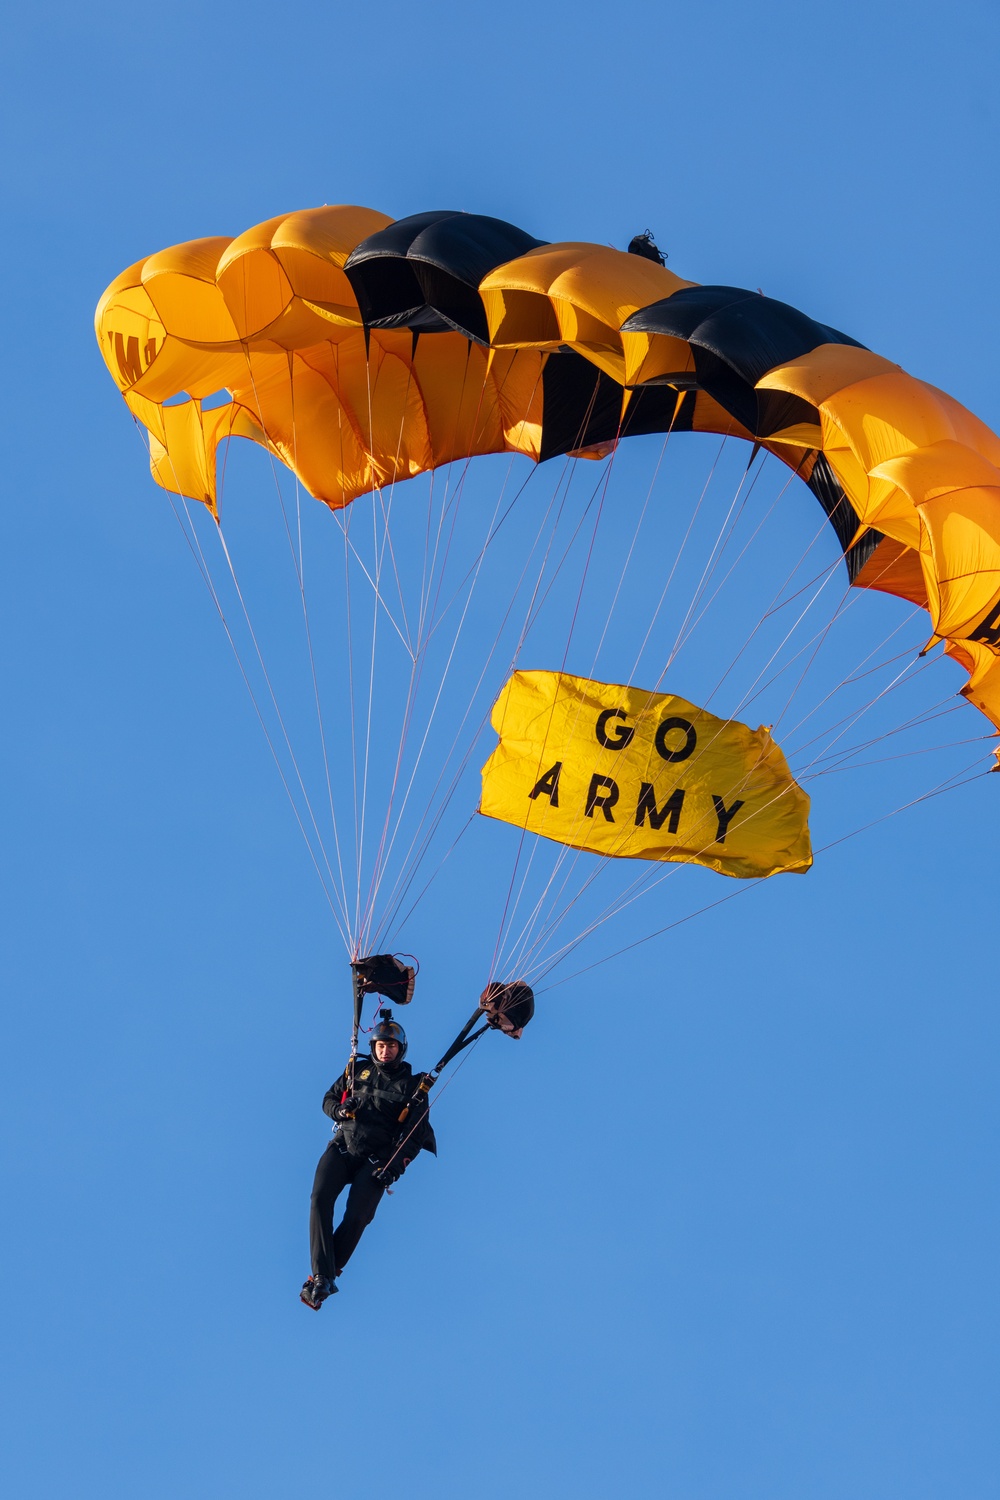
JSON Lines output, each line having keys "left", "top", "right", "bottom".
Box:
{"left": 331, "top": 1167, "right": 386, "bottom": 1274}
{"left": 309, "top": 1143, "right": 353, "bottom": 1280}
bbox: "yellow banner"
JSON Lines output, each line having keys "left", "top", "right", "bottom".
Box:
{"left": 480, "top": 670, "right": 812, "bottom": 878}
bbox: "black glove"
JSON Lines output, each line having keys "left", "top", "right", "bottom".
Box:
{"left": 374, "top": 1153, "right": 411, "bottom": 1186}
{"left": 332, "top": 1096, "right": 359, "bottom": 1122}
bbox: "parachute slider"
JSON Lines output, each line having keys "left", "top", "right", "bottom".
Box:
{"left": 627, "top": 231, "right": 666, "bottom": 265}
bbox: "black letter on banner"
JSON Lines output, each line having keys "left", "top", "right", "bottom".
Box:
{"left": 635, "top": 784, "right": 685, "bottom": 833}
{"left": 655, "top": 716, "right": 697, "bottom": 763}
{"left": 595, "top": 708, "right": 635, "bottom": 750}
{"left": 586, "top": 775, "right": 620, "bottom": 821}
{"left": 711, "top": 794, "right": 744, "bottom": 842}
{"left": 529, "top": 762, "right": 562, "bottom": 807}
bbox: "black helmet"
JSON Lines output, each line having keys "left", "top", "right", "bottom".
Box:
{"left": 371, "top": 1007, "right": 407, "bottom": 1061}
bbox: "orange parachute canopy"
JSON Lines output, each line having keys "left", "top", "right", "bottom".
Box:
{"left": 96, "top": 206, "right": 1000, "bottom": 732}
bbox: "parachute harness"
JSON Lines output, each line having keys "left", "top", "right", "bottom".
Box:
{"left": 339, "top": 964, "right": 535, "bottom": 1185}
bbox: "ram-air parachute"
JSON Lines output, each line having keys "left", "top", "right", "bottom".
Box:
{"left": 96, "top": 206, "right": 1000, "bottom": 994}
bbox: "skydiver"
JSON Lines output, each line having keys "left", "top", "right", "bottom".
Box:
{"left": 300, "top": 1007, "right": 435, "bottom": 1310}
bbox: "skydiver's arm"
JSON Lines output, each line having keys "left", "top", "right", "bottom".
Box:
{"left": 322, "top": 1069, "right": 351, "bottom": 1120}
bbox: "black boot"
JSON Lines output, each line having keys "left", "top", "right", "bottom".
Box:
{"left": 300, "top": 1274, "right": 337, "bottom": 1310}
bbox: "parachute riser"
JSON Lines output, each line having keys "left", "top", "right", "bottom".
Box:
{"left": 373, "top": 982, "right": 535, "bottom": 1184}
{"left": 394, "top": 981, "right": 535, "bottom": 1126}
{"left": 433, "top": 1008, "right": 492, "bottom": 1075}
{"left": 344, "top": 963, "right": 365, "bottom": 1105}
{"left": 394, "top": 1008, "right": 487, "bottom": 1126}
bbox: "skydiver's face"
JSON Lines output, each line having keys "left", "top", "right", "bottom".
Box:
{"left": 375, "top": 1039, "right": 400, "bottom": 1064}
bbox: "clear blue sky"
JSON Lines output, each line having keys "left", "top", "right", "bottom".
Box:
{"left": 3, "top": 3, "right": 999, "bottom": 1496}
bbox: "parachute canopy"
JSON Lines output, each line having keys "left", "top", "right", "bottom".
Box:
{"left": 95, "top": 204, "right": 1000, "bottom": 734}
{"left": 480, "top": 670, "right": 812, "bottom": 879}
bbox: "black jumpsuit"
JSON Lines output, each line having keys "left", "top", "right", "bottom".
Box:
{"left": 309, "top": 1054, "right": 435, "bottom": 1281}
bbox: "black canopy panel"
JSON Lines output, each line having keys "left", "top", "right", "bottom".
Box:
{"left": 344, "top": 210, "right": 547, "bottom": 344}
{"left": 622, "top": 286, "right": 865, "bottom": 439}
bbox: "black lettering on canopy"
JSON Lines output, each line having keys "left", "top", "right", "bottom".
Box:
{"left": 655, "top": 716, "right": 697, "bottom": 763}
{"left": 586, "top": 774, "right": 620, "bottom": 821}
{"left": 711, "top": 794, "right": 744, "bottom": 842}
{"left": 595, "top": 707, "right": 635, "bottom": 750}
{"left": 529, "top": 762, "right": 562, "bottom": 807}
{"left": 971, "top": 601, "right": 1000, "bottom": 649}
{"left": 114, "top": 332, "right": 144, "bottom": 386}
{"left": 635, "top": 784, "right": 685, "bottom": 833}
